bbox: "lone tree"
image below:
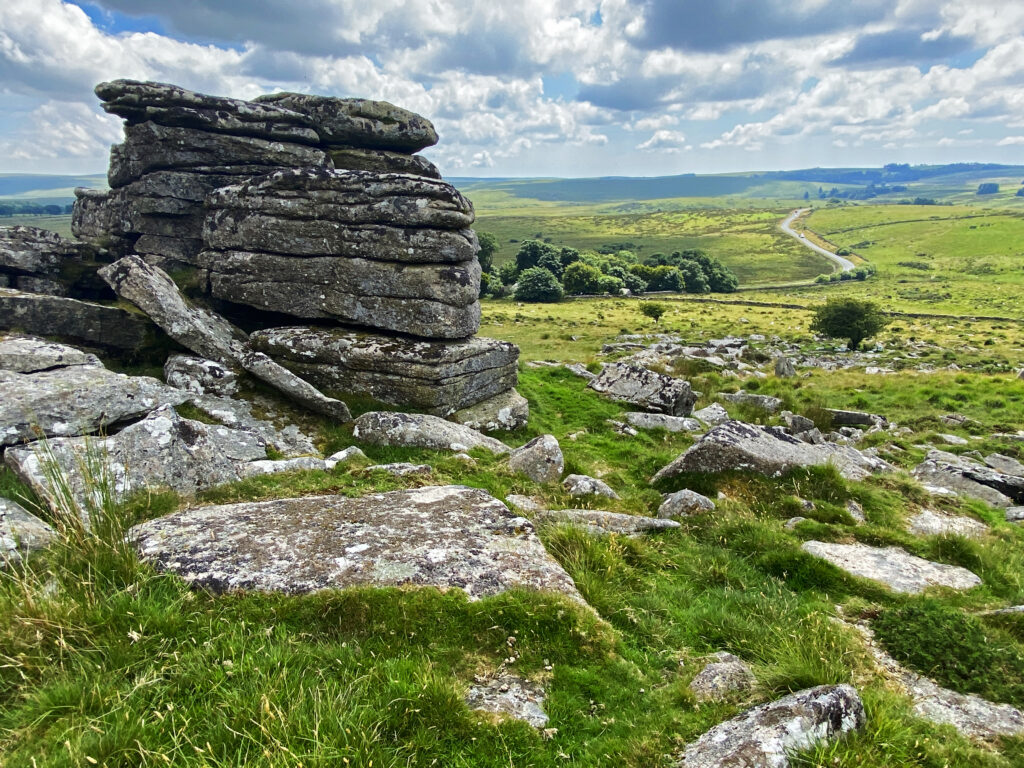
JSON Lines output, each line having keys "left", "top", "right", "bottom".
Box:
{"left": 810, "top": 297, "right": 890, "bottom": 351}
{"left": 639, "top": 301, "right": 668, "bottom": 324}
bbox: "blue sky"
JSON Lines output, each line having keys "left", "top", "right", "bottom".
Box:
{"left": 1, "top": 0, "right": 1023, "bottom": 177}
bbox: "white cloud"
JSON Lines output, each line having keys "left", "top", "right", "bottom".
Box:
{"left": 637, "top": 129, "right": 687, "bottom": 152}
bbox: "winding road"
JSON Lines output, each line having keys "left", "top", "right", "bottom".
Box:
{"left": 780, "top": 208, "right": 856, "bottom": 273}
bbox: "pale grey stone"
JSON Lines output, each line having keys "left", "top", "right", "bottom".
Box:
{"left": 718, "top": 391, "right": 783, "bottom": 413}
{"left": 658, "top": 489, "right": 715, "bottom": 518}
{"left": 588, "top": 363, "right": 697, "bottom": 416}
{"left": 985, "top": 453, "right": 1024, "bottom": 478}
{"left": 801, "top": 541, "right": 981, "bottom": 593}
{"left": 1, "top": 497, "right": 56, "bottom": 566}
{"left": 625, "top": 412, "right": 702, "bottom": 433}
{"left": 187, "top": 394, "right": 317, "bottom": 458}
{"left": 781, "top": 411, "right": 816, "bottom": 434}
{"left": 1007, "top": 506, "right": 1024, "bottom": 522}
{"left": 0, "top": 288, "right": 155, "bottom": 352}
{"left": 937, "top": 433, "right": 969, "bottom": 446}
{"left": 5, "top": 406, "right": 266, "bottom": 518}
{"left": 536, "top": 509, "right": 679, "bottom": 536}
{"left": 325, "top": 447, "right": 366, "bottom": 470}
{"left": 250, "top": 327, "right": 519, "bottom": 415}
{"left": 507, "top": 435, "right": 563, "bottom": 484}
{"left": 129, "top": 486, "right": 584, "bottom": 602}
{"left": 678, "top": 685, "right": 865, "bottom": 768}
{"left": 0, "top": 335, "right": 101, "bottom": 373}
{"left": 774, "top": 356, "right": 796, "bottom": 377}
{"left": 563, "top": 362, "right": 596, "bottom": 381}
{"left": 164, "top": 354, "right": 239, "bottom": 397}
{"left": 449, "top": 389, "right": 529, "bottom": 432}
{"left": 353, "top": 412, "right": 509, "bottom": 454}
{"left": 653, "top": 421, "right": 893, "bottom": 484}
{"left": 240, "top": 457, "right": 327, "bottom": 477}
{"left": 505, "top": 494, "right": 545, "bottom": 512}
{"left": 563, "top": 474, "right": 619, "bottom": 499}
{"left": 465, "top": 676, "right": 548, "bottom": 728}
{"left": 0, "top": 365, "right": 188, "bottom": 447}
{"left": 912, "top": 449, "right": 1023, "bottom": 508}
{"left": 784, "top": 516, "right": 809, "bottom": 530}
{"left": 689, "top": 652, "right": 757, "bottom": 702}
{"left": 693, "top": 403, "right": 730, "bottom": 427}
{"left": 907, "top": 509, "right": 988, "bottom": 539}
{"left": 827, "top": 408, "right": 887, "bottom": 427}
{"left": 254, "top": 92, "right": 438, "bottom": 152}
{"left": 845, "top": 499, "right": 866, "bottom": 524}
{"left": 364, "top": 462, "right": 432, "bottom": 476}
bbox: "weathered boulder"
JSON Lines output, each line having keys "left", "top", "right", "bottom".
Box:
{"left": 588, "top": 363, "right": 697, "bottom": 416}
{"left": 0, "top": 365, "right": 188, "bottom": 447}
{"left": 329, "top": 147, "right": 441, "bottom": 178}
{"left": 364, "top": 462, "right": 433, "bottom": 476}
{"left": 0, "top": 225, "right": 77, "bottom": 277}
{"left": 692, "top": 403, "right": 730, "bottom": 427}
{"left": 0, "top": 335, "right": 101, "bottom": 373}
{"left": 718, "top": 391, "right": 783, "bottom": 413}
{"left": 535, "top": 509, "right": 679, "bottom": 536}
{"left": 448, "top": 389, "right": 529, "bottom": 432}
{"left": 96, "top": 79, "right": 320, "bottom": 144}
{"left": 507, "top": 435, "right": 563, "bottom": 484}
{"left": 689, "top": 652, "right": 757, "bottom": 702}
{"left": 1, "top": 497, "right": 56, "bottom": 566}
{"left": 625, "top": 412, "right": 702, "bottom": 433}
{"left": 801, "top": 541, "right": 981, "bottom": 593}
{"left": 187, "top": 394, "right": 317, "bottom": 458}
{"left": 254, "top": 92, "right": 439, "bottom": 152}
{"left": 985, "top": 453, "right": 1024, "bottom": 478}
{"left": 230, "top": 344, "right": 353, "bottom": 422}
{"left": 774, "top": 356, "right": 796, "bottom": 377}
{"left": 827, "top": 408, "right": 887, "bottom": 427}
{"left": 658, "top": 489, "right": 715, "bottom": 518}
{"left": 250, "top": 327, "right": 518, "bottom": 415}
{"left": 912, "top": 449, "right": 1024, "bottom": 507}
{"left": 563, "top": 474, "right": 619, "bottom": 499}
{"left": 325, "top": 447, "right": 366, "bottom": 469}
{"left": 678, "top": 685, "right": 865, "bottom": 768}
{"left": 129, "top": 486, "right": 583, "bottom": 601}
{"left": 465, "top": 676, "right": 548, "bottom": 728}
{"left": 652, "top": 421, "right": 892, "bottom": 484}
{"left": 781, "top": 411, "right": 816, "bottom": 434}
{"left": 5, "top": 406, "right": 267, "bottom": 518}
{"left": 907, "top": 509, "right": 988, "bottom": 539}
{"left": 240, "top": 457, "right": 327, "bottom": 477}
{"left": 164, "top": 354, "right": 239, "bottom": 397}
{"left": 0, "top": 288, "right": 156, "bottom": 352}
{"left": 352, "top": 412, "right": 509, "bottom": 454}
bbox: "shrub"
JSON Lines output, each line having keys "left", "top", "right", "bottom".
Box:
{"left": 514, "top": 267, "right": 563, "bottom": 303}
{"left": 810, "top": 297, "right": 890, "bottom": 351}
{"left": 638, "top": 302, "right": 668, "bottom": 323}
{"left": 597, "top": 275, "right": 624, "bottom": 295}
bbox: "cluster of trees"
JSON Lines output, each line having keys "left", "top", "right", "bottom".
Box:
{"left": 814, "top": 264, "right": 876, "bottom": 284}
{"left": 0, "top": 202, "right": 73, "bottom": 216}
{"left": 477, "top": 236, "right": 739, "bottom": 303}
{"left": 977, "top": 183, "right": 1000, "bottom": 195}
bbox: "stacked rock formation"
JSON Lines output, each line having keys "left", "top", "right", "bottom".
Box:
{"left": 71, "top": 80, "right": 521, "bottom": 422}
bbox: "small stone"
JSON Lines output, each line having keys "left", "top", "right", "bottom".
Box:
{"left": 508, "top": 435, "right": 564, "bottom": 484}
{"left": 658, "top": 489, "right": 715, "bottom": 518}
{"left": 845, "top": 499, "right": 866, "bottom": 524}
{"left": 364, "top": 463, "right": 433, "bottom": 477}
{"left": 692, "top": 403, "right": 730, "bottom": 427}
{"left": 1, "top": 497, "right": 56, "bottom": 566}
{"left": 625, "top": 412, "right": 702, "bottom": 433}
{"left": 907, "top": 509, "right": 988, "bottom": 539}
{"left": 1007, "top": 506, "right": 1024, "bottom": 522}
{"left": 784, "top": 516, "right": 808, "bottom": 530}
{"left": 937, "top": 433, "right": 969, "bottom": 446}
{"left": 774, "top": 356, "right": 796, "bottom": 377}
{"left": 325, "top": 447, "right": 366, "bottom": 469}
{"left": 688, "top": 652, "right": 757, "bottom": 702}
{"left": 465, "top": 676, "right": 548, "bottom": 728}
{"left": 164, "top": 354, "right": 239, "bottom": 397}
{"left": 563, "top": 474, "right": 619, "bottom": 499}
{"left": 240, "top": 457, "right": 327, "bottom": 477}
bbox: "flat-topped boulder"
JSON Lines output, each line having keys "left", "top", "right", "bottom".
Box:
{"left": 588, "top": 363, "right": 697, "bottom": 416}
{"left": 913, "top": 449, "right": 1024, "bottom": 508}
{"left": 254, "top": 92, "right": 438, "bottom": 152}
{"left": 5, "top": 405, "right": 268, "bottom": 518}
{"left": 653, "top": 421, "right": 892, "bottom": 483}
{"left": 129, "top": 486, "right": 583, "bottom": 601}
{"left": 250, "top": 327, "right": 518, "bottom": 414}
{"left": 352, "top": 412, "right": 509, "bottom": 454}
{"left": 0, "top": 365, "right": 188, "bottom": 447}
{"left": 801, "top": 541, "right": 981, "bottom": 593}
{"left": 907, "top": 509, "right": 988, "bottom": 539}
{"left": 329, "top": 147, "right": 440, "bottom": 179}
{"left": 0, "top": 335, "right": 101, "bottom": 373}
{"left": 0, "top": 226, "right": 78, "bottom": 277}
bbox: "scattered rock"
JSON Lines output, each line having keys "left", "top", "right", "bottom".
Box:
{"left": 465, "top": 676, "right": 548, "bottom": 728}
{"left": 164, "top": 354, "right": 239, "bottom": 397}
{"left": 353, "top": 412, "right": 509, "bottom": 454}
{"left": 784, "top": 516, "right": 808, "bottom": 530}
{"left": 1005, "top": 506, "right": 1024, "bottom": 522}
{"left": 449, "top": 389, "right": 529, "bottom": 432}
{"left": 129, "top": 486, "right": 584, "bottom": 602}
{"left": 907, "top": 509, "right": 988, "bottom": 539}
{"left": 364, "top": 462, "right": 432, "bottom": 476}
{"left": 563, "top": 474, "right": 619, "bottom": 499}
{"left": 801, "top": 541, "right": 981, "bottom": 593}
{"left": 505, "top": 494, "right": 545, "bottom": 512}
{"left": 535, "top": 509, "right": 679, "bottom": 536}
{"left": 625, "top": 412, "right": 702, "bottom": 433}
{"left": 325, "top": 447, "right": 366, "bottom": 469}
{"left": 239, "top": 457, "right": 327, "bottom": 477}
{"left": 0, "top": 365, "right": 188, "bottom": 447}
{"left": 912, "top": 449, "right": 1023, "bottom": 508}
{"left": 588, "top": 363, "right": 697, "bottom": 416}
{"left": 652, "top": 421, "right": 892, "bottom": 484}
{"left": 0, "top": 334, "right": 101, "bottom": 373}
{"left": 6, "top": 406, "right": 267, "bottom": 518}
{"left": 187, "top": 394, "right": 317, "bottom": 457}
{"left": 781, "top": 410, "right": 816, "bottom": 434}
{"left": 658, "top": 489, "right": 715, "bottom": 518}
{"left": 845, "top": 499, "right": 866, "bottom": 524}
{"left": 774, "top": 356, "right": 796, "bottom": 377}
{"left": 678, "top": 685, "right": 865, "bottom": 768}
{"left": 937, "top": 433, "right": 969, "bottom": 446}
{"left": 689, "top": 652, "right": 757, "bottom": 702}
{"left": 985, "top": 453, "right": 1024, "bottom": 478}
{"left": 718, "top": 391, "right": 783, "bottom": 413}
{"left": 827, "top": 408, "right": 887, "bottom": 427}
{"left": 1, "top": 497, "right": 56, "bottom": 566}
{"left": 692, "top": 403, "right": 730, "bottom": 427}
{"left": 508, "top": 435, "right": 564, "bottom": 484}
{"left": 563, "top": 362, "right": 596, "bottom": 381}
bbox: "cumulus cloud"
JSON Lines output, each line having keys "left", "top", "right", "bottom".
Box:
{"left": 636, "top": 129, "right": 687, "bottom": 152}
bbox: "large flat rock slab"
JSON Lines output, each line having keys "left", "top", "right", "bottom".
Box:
{"left": 129, "top": 486, "right": 583, "bottom": 602}
{"left": 0, "top": 334, "right": 101, "bottom": 373}
{"left": 801, "top": 541, "right": 981, "bottom": 594}
{"left": 653, "top": 421, "right": 892, "bottom": 483}
{"left": 352, "top": 412, "right": 509, "bottom": 454}
{"left": 0, "top": 365, "right": 188, "bottom": 447}
{"left": 678, "top": 684, "right": 865, "bottom": 768}
{"left": 588, "top": 363, "right": 697, "bottom": 416}
{"left": 913, "top": 449, "right": 1024, "bottom": 508}
{"left": 5, "top": 405, "right": 267, "bottom": 517}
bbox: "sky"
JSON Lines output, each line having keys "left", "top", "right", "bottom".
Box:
{"left": 1, "top": 0, "right": 1023, "bottom": 178}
